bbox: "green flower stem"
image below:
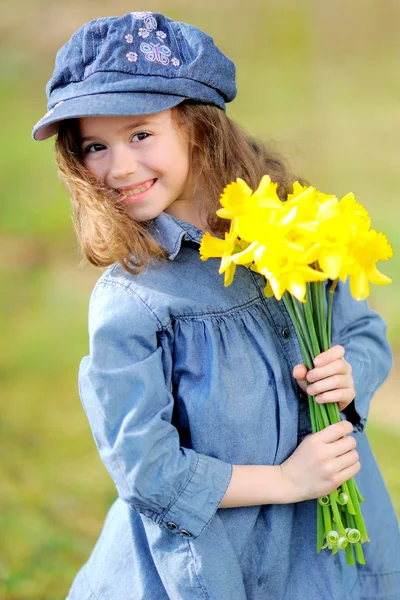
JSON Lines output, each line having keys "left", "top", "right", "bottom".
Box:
{"left": 346, "top": 479, "right": 370, "bottom": 542}
{"left": 354, "top": 542, "right": 366, "bottom": 565}
{"left": 282, "top": 294, "right": 313, "bottom": 368}
{"left": 317, "top": 402, "right": 331, "bottom": 429}
{"left": 316, "top": 281, "right": 330, "bottom": 351}
{"left": 341, "top": 481, "right": 356, "bottom": 515}
{"left": 327, "top": 279, "right": 338, "bottom": 346}
{"left": 322, "top": 503, "right": 332, "bottom": 533}
{"left": 345, "top": 540, "right": 355, "bottom": 565}
{"left": 304, "top": 288, "right": 322, "bottom": 357}
{"left": 329, "top": 492, "right": 346, "bottom": 537}
{"left": 308, "top": 395, "right": 317, "bottom": 434}
{"left": 317, "top": 502, "right": 325, "bottom": 553}
{"left": 342, "top": 508, "right": 356, "bottom": 565}
{"left": 325, "top": 402, "right": 340, "bottom": 424}
{"left": 313, "top": 399, "right": 325, "bottom": 431}
{"left": 355, "top": 482, "right": 365, "bottom": 504}
{"left": 310, "top": 282, "right": 323, "bottom": 350}
{"left": 291, "top": 297, "right": 315, "bottom": 363}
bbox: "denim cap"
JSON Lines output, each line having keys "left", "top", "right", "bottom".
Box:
{"left": 32, "top": 11, "right": 237, "bottom": 140}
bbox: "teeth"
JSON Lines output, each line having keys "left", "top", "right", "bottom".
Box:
{"left": 123, "top": 180, "right": 154, "bottom": 196}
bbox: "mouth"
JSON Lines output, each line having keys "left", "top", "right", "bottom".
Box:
{"left": 116, "top": 179, "right": 157, "bottom": 199}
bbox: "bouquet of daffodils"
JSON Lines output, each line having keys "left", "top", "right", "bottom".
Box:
{"left": 199, "top": 176, "right": 393, "bottom": 565}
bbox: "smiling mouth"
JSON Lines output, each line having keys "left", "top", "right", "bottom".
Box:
{"left": 118, "top": 179, "right": 156, "bottom": 198}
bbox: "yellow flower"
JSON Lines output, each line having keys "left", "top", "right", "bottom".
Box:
{"left": 250, "top": 243, "right": 328, "bottom": 302}
{"left": 199, "top": 232, "right": 226, "bottom": 260}
{"left": 216, "top": 178, "right": 253, "bottom": 220}
{"left": 216, "top": 175, "right": 282, "bottom": 221}
{"left": 200, "top": 224, "right": 247, "bottom": 287}
{"left": 200, "top": 176, "right": 392, "bottom": 301}
{"left": 342, "top": 230, "right": 393, "bottom": 300}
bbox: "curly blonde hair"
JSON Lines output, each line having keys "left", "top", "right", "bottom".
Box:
{"left": 55, "top": 102, "right": 296, "bottom": 274}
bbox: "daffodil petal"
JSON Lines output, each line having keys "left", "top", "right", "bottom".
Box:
{"left": 199, "top": 232, "right": 226, "bottom": 260}
{"left": 350, "top": 271, "right": 370, "bottom": 300}
{"left": 368, "top": 266, "right": 392, "bottom": 286}
{"left": 224, "top": 262, "right": 236, "bottom": 286}
{"left": 319, "top": 253, "right": 343, "bottom": 280}
{"left": 216, "top": 208, "right": 233, "bottom": 220}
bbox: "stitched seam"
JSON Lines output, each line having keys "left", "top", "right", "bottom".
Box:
{"left": 97, "top": 277, "right": 263, "bottom": 325}
{"left": 359, "top": 570, "right": 400, "bottom": 576}
{"left": 346, "top": 574, "right": 359, "bottom": 599}
{"left": 196, "top": 463, "right": 233, "bottom": 538}
{"left": 161, "top": 454, "right": 200, "bottom": 519}
{"left": 186, "top": 540, "right": 210, "bottom": 599}
{"left": 248, "top": 269, "right": 266, "bottom": 302}
{"left": 169, "top": 230, "right": 186, "bottom": 258}
{"left": 172, "top": 296, "right": 262, "bottom": 322}
{"left": 96, "top": 279, "right": 164, "bottom": 330}
{"left": 83, "top": 572, "right": 100, "bottom": 600}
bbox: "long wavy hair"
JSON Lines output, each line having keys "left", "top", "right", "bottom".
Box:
{"left": 55, "top": 101, "right": 297, "bottom": 274}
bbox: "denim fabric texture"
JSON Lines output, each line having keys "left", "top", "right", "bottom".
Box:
{"left": 32, "top": 11, "right": 236, "bottom": 140}
{"left": 67, "top": 212, "right": 400, "bottom": 599}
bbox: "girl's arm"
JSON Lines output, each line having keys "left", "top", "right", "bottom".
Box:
{"left": 219, "top": 420, "right": 359, "bottom": 508}
{"left": 80, "top": 276, "right": 232, "bottom": 541}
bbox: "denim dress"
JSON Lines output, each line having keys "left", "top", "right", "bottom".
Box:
{"left": 67, "top": 212, "right": 400, "bottom": 600}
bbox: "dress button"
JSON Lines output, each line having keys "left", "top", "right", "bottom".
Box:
{"left": 167, "top": 521, "right": 178, "bottom": 531}
{"left": 282, "top": 327, "right": 290, "bottom": 339}
{"left": 180, "top": 529, "right": 192, "bottom": 537}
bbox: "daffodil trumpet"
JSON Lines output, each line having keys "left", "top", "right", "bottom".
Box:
{"left": 199, "top": 175, "right": 393, "bottom": 566}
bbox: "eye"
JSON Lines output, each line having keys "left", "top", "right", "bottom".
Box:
{"left": 132, "top": 132, "right": 150, "bottom": 142}
{"left": 83, "top": 142, "right": 107, "bottom": 154}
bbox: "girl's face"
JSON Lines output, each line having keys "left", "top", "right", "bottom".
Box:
{"left": 79, "top": 109, "right": 198, "bottom": 224}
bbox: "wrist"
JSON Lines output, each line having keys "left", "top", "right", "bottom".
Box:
{"left": 278, "top": 462, "right": 303, "bottom": 504}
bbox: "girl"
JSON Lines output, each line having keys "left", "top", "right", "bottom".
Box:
{"left": 33, "top": 11, "right": 400, "bottom": 600}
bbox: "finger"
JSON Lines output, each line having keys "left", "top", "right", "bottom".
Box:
{"left": 313, "top": 389, "right": 355, "bottom": 407}
{"left": 335, "top": 461, "right": 361, "bottom": 486}
{"left": 307, "top": 374, "right": 350, "bottom": 396}
{"left": 306, "top": 359, "right": 350, "bottom": 383}
{"left": 330, "top": 434, "right": 357, "bottom": 457}
{"left": 293, "top": 364, "right": 308, "bottom": 380}
{"left": 317, "top": 420, "right": 353, "bottom": 443}
{"left": 334, "top": 449, "right": 359, "bottom": 472}
{"left": 313, "top": 345, "right": 345, "bottom": 367}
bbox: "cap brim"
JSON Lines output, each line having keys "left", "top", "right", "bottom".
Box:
{"left": 32, "top": 92, "right": 187, "bottom": 141}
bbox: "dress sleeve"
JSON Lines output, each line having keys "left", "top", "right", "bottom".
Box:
{"left": 329, "top": 280, "right": 393, "bottom": 430}
{"left": 78, "top": 278, "right": 232, "bottom": 540}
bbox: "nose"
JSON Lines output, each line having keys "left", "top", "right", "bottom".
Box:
{"left": 109, "top": 144, "right": 138, "bottom": 182}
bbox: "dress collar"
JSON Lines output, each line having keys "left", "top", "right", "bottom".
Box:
{"left": 148, "top": 212, "right": 205, "bottom": 261}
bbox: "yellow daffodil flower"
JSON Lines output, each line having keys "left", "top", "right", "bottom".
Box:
{"left": 199, "top": 176, "right": 392, "bottom": 301}
{"left": 341, "top": 230, "right": 393, "bottom": 300}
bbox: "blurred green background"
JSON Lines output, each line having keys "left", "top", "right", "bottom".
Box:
{"left": 1, "top": 0, "right": 399, "bottom": 598}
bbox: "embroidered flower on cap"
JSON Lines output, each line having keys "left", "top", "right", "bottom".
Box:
{"left": 138, "top": 28, "right": 150, "bottom": 38}
{"left": 171, "top": 57, "right": 180, "bottom": 67}
{"left": 140, "top": 42, "right": 171, "bottom": 66}
{"left": 126, "top": 52, "right": 138, "bottom": 62}
{"left": 125, "top": 33, "right": 134, "bottom": 43}
{"left": 131, "top": 11, "right": 152, "bottom": 19}
{"left": 156, "top": 31, "right": 166, "bottom": 40}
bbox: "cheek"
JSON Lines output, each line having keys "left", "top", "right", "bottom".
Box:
{"left": 83, "top": 158, "right": 106, "bottom": 182}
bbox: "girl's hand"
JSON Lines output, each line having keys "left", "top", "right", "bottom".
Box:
{"left": 280, "top": 420, "right": 360, "bottom": 502}
{"left": 292, "top": 345, "right": 355, "bottom": 412}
